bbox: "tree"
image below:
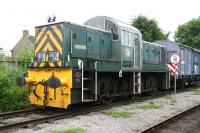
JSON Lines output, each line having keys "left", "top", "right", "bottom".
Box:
{"left": 174, "top": 17, "right": 200, "bottom": 49}
{"left": 16, "top": 48, "right": 33, "bottom": 67}
{"left": 131, "top": 15, "right": 168, "bottom": 42}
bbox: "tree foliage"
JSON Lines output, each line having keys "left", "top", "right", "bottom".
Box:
{"left": 16, "top": 48, "right": 33, "bottom": 67}
{"left": 174, "top": 17, "right": 200, "bottom": 49}
{"left": 131, "top": 15, "right": 168, "bottom": 42}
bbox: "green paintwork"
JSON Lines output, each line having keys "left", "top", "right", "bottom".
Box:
{"left": 36, "top": 16, "right": 168, "bottom": 73}
{"left": 84, "top": 16, "right": 143, "bottom": 72}
{"left": 142, "top": 41, "right": 167, "bottom": 72}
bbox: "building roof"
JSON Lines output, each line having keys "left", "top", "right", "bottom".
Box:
{"left": 27, "top": 36, "right": 34, "bottom": 43}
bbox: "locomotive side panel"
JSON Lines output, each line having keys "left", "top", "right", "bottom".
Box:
{"left": 142, "top": 41, "right": 167, "bottom": 72}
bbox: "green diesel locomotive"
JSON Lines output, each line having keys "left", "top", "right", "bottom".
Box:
{"left": 18, "top": 16, "right": 170, "bottom": 108}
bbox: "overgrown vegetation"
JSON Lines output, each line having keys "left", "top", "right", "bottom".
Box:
{"left": 0, "top": 50, "right": 32, "bottom": 112}
{"left": 51, "top": 128, "right": 86, "bottom": 133}
{"left": 135, "top": 101, "right": 162, "bottom": 110}
{"left": 191, "top": 88, "right": 200, "bottom": 95}
{"left": 0, "top": 64, "right": 30, "bottom": 112}
{"left": 16, "top": 48, "right": 33, "bottom": 67}
{"left": 102, "top": 110, "right": 134, "bottom": 118}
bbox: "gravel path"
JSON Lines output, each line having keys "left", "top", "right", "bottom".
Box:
{"left": 11, "top": 89, "right": 200, "bottom": 133}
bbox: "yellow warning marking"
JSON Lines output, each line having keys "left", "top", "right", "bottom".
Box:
{"left": 43, "top": 42, "right": 54, "bottom": 51}
{"left": 40, "top": 62, "right": 45, "bottom": 67}
{"left": 35, "top": 35, "right": 47, "bottom": 55}
{"left": 57, "top": 61, "right": 61, "bottom": 66}
{"left": 35, "top": 27, "right": 46, "bottom": 44}
{"left": 51, "top": 25, "right": 63, "bottom": 42}
{"left": 47, "top": 31, "right": 62, "bottom": 54}
{"left": 49, "top": 62, "right": 55, "bottom": 67}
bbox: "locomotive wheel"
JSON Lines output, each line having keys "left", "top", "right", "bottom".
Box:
{"left": 98, "top": 77, "right": 114, "bottom": 105}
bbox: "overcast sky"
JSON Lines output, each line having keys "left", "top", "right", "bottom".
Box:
{"left": 0, "top": 0, "right": 199, "bottom": 51}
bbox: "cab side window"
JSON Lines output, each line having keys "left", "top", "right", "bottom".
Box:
{"left": 105, "top": 20, "right": 119, "bottom": 40}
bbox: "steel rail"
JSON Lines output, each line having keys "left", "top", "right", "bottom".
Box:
{"left": 0, "top": 99, "right": 137, "bottom": 132}
{"left": 0, "top": 108, "right": 41, "bottom": 119}
{"left": 140, "top": 103, "right": 200, "bottom": 133}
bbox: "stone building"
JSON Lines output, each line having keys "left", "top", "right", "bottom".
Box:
{"left": 12, "top": 30, "right": 34, "bottom": 59}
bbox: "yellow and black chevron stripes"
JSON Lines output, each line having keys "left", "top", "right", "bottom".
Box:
{"left": 34, "top": 23, "right": 64, "bottom": 67}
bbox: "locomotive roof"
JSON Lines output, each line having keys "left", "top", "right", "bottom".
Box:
{"left": 85, "top": 16, "right": 141, "bottom": 33}
{"left": 35, "top": 21, "right": 111, "bottom": 34}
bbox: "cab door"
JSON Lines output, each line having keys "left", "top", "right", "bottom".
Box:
{"left": 100, "top": 34, "right": 112, "bottom": 59}
{"left": 87, "top": 32, "right": 100, "bottom": 59}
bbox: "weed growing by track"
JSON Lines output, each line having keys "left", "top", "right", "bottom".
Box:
{"left": 164, "top": 94, "right": 173, "bottom": 100}
{"left": 102, "top": 110, "right": 134, "bottom": 118}
{"left": 51, "top": 128, "right": 86, "bottom": 133}
{"left": 191, "top": 88, "right": 200, "bottom": 95}
{"left": 135, "top": 101, "right": 162, "bottom": 110}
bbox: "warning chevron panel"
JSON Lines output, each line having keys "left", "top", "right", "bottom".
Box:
{"left": 34, "top": 23, "right": 64, "bottom": 67}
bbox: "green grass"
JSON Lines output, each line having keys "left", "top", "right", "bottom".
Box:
{"left": 164, "top": 94, "right": 173, "bottom": 100}
{"left": 51, "top": 128, "right": 86, "bottom": 133}
{"left": 102, "top": 110, "right": 134, "bottom": 118}
{"left": 135, "top": 102, "right": 162, "bottom": 110}
{"left": 164, "top": 94, "right": 177, "bottom": 104}
{"left": 191, "top": 88, "right": 200, "bottom": 95}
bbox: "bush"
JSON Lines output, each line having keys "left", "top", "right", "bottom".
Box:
{"left": 0, "top": 65, "right": 30, "bottom": 112}
{"left": 16, "top": 48, "right": 33, "bottom": 67}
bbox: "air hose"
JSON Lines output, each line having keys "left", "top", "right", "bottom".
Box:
{"left": 43, "top": 82, "right": 48, "bottom": 108}
{"left": 33, "top": 82, "right": 42, "bottom": 99}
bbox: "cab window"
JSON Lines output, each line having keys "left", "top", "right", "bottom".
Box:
{"left": 105, "top": 20, "right": 119, "bottom": 40}
{"left": 134, "top": 33, "right": 140, "bottom": 46}
{"left": 122, "top": 30, "right": 134, "bottom": 46}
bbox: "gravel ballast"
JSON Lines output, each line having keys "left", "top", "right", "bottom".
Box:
{"left": 11, "top": 89, "right": 200, "bottom": 133}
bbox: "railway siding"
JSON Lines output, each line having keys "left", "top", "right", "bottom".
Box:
{"left": 9, "top": 88, "right": 200, "bottom": 133}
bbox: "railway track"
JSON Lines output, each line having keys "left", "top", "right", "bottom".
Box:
{"left": 0, "top": 99, "right": 137, "bottom": 132}
{"left": 0, "top": 108, "right": 41, "bottom": 119}
{"left": 0, "top": 87, "right": 195, "bottom": 132}
{"left": 141, "top": 103, "right": 200, "bottom": 133}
